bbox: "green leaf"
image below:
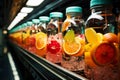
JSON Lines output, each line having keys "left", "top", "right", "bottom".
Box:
{"left": 64, "top": 29, "right": 75, "bottom": 43}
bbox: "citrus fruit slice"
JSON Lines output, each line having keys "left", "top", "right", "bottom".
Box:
{"left": 85, "top": 28, "right": 97, "bottom": 44}
{"left": 47, "top": 40, "right": 60, "bottom": 54}
{"left": 73, "top": 37, "right": 85, "bottom": 56}
{"left": 92, "top": 42, "right": 117, "bottom": 66}
{"left": 96, "top": 33, "right": 104, "bottom": 43}
{"left": 35, "top": 32, "right": 47, "bottom": 49}
{"left": 64, "top": 29, "right": 75, "bottom": 43}
{"left": 63, "top": 37, "right": 81, "bottom": 55}
{"left": 85, "top": 52, "right": 97, "bottom": 67}
{"left": 62, "top": 17, "right": 71, "bottom": 32}
{"left": 103, "top": 33, "right": 118, "bottom": 43}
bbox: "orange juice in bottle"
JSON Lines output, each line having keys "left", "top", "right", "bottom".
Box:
{"left": 84, "top": 0, "right": 119, "bottom": 80}
{"left": 24, "top": 21, "right": 33, "bottom": 50}
{"left": 21, "top": 23, "right": 28, "bottom": 48}
{"left": 61, "top": 6, "right": 85, "bottom": 71}
{"left": 15, "top": 25, "right": 23, "bottom": 46}
{"left": 46, "top": 12, "right": 63, "bottom": 63}
{"left": 35, "top": 16, "right": 49, "bottom": 57}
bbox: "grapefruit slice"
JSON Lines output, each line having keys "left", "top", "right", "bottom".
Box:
{"left": 63, "top": 37, "right": 81, "bottom": 55}
{"left": 85, "top": 28, "right": 97, "bottom": 44}
{"left": 92, "top": 42, "right": 117, "bottom": 66}
{"left": 47, "top": 40, "right": 60, "bottom": 54}
{"left": 35, "top": 32, "right": 47, "bottom": 49}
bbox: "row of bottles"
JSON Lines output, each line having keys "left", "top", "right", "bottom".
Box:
{"left": 9, "top": 0, "right": 120, "bottom": 80}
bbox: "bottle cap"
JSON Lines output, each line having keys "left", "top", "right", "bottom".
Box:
{"left": 32, "top": 19, "right": 40, "bottom": 24}
{"left": 27, "top": 21, "right": 33, "bottom": 26}
{"left": 90, "top": 0, "right": 113, "bottom": 8}
{"left": 39, "top": 16, "right": 50, "bottom": 22}
{"left": 50, "top": 12, "right": 63, "bottom": 18}
{"left": 23, "top": 23, "right": 27, "bottom": 27}
{"left": 66, "top": 6, "right": 82, "bottom": 13}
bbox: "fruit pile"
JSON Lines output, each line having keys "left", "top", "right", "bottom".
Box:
{"left": 85, "top": 28, "right": 119, "bottom": 67}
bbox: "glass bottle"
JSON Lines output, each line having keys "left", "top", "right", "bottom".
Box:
{"left": 27, "top": 19, "right": 40, "bottom": 53}
{"left": 24, "top": 21, "right": 33, "bottom": 50}
{"left": 35, "top": 16, "right": 49, "bottom": 57}
{"left": 61, "top": 6, "right": 85, "bottom": 72}
{"left": 84, "top": 0, "right": 119, "bottom": 80}
{"left": 16, "top": 25, "right": 23, "bottom": 46}
{"left": 46, "top": 12, "right": 63, "bottom": 63}
{"left": 21, "top": 23, "right": 28, "bottom": 48}
{"left": 39, "top": 16, "right": 50, "bottom": 33}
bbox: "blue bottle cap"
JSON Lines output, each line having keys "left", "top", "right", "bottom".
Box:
{"left": 90, "top": 0, "right": 113, "bottom": 8}
{"left": 50, "top": 12, "right": 63, "bottom": 18}
{"left": 39, "top": 16, "right": 50, "bottom": 22}
{"left": 66, "top": 6, "right": 82, "bottom": 13}
{"left": 32, "top": 19, "right": 40, "bottom": 24}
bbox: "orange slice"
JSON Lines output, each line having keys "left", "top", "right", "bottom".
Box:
{"left": 63, "top": 37, "right": 81, "bottom": 55}
{"left": 62, "top": 20, "right": 70, "bottom": 32}
{"left": 73, "top": 37, "right": 85, "bottom": 56}
{"left": 35, "top": 32, "right": 47, "bottom": 49}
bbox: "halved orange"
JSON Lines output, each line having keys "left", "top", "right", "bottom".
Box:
{"left": 63, "top": 37, "right": 81, "bottom": 55}
{"left": 35, "top": 32, "right": 47, "bottom": 49}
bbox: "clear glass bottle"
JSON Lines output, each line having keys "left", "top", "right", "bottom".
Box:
{"left": 16, "top": 25, "right": 23, "bottom": 46}
{"left": 46, "top": 12, "right": 63, "bottom": 63}
{"left": 39, "top": 16, "right": 50, "bottom": 33}
{"left": 61, "top": 6, "right": 85, "bottom": 72}
{"left": 84, "top": 0, "right": 119, "bottom": 80}
{"left": 27, "top": 19, "right": 40, "bottom": 53}
{"left": 35, "top": 16, "right": 49, "bottom": 57}
{"left": 21, "top": 23, "right": 28, "bottom": 48}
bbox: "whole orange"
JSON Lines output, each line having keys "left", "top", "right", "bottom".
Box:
{"left": 103, "top": 33, "right": 118, "bottom": 43}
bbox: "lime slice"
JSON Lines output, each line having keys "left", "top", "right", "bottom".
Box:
{"left": 64, "top": 29, "right": 75, "bottom": 43}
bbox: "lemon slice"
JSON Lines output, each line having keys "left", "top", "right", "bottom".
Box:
{"left": 35, "top": 32, "right": 47, "bottom": 49}
{"left": 96, "top": 33, "right": 104, "bottom": 43}
{"left": 85, "top": 28, "right": 97, "bottom": 44}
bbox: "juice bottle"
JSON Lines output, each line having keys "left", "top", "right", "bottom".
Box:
{"left": 21, "top": 23, "right": 28, "bottom": 48}
{"left": 35, "top": 16, "right": 49, "bottom": 57}
{"left": 84, "top": 0, "right": 119, "bottom": 80}
{"left": 38, "top": 16, "right": 50, "bottom": 33}
{"left": 27, "top": 19, "right": 40, "bottom": 53}
{"left": 46, "top": 12, "right": 63, "bottom": 63}
{"left": 61, "top": 6, "right": 85, "bottom": 71}
{"left": 16, "top": 25, "right": 23, "bottom": 46}
{"left": 24, "top": 21, "right": 33, "bottom": 50}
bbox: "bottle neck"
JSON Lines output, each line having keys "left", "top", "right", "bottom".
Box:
{"left": 66, "top": 12, "right": 82, "bottom": 19}
{"left": 91, "top": 5, "right": 113, "bottom": 16}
